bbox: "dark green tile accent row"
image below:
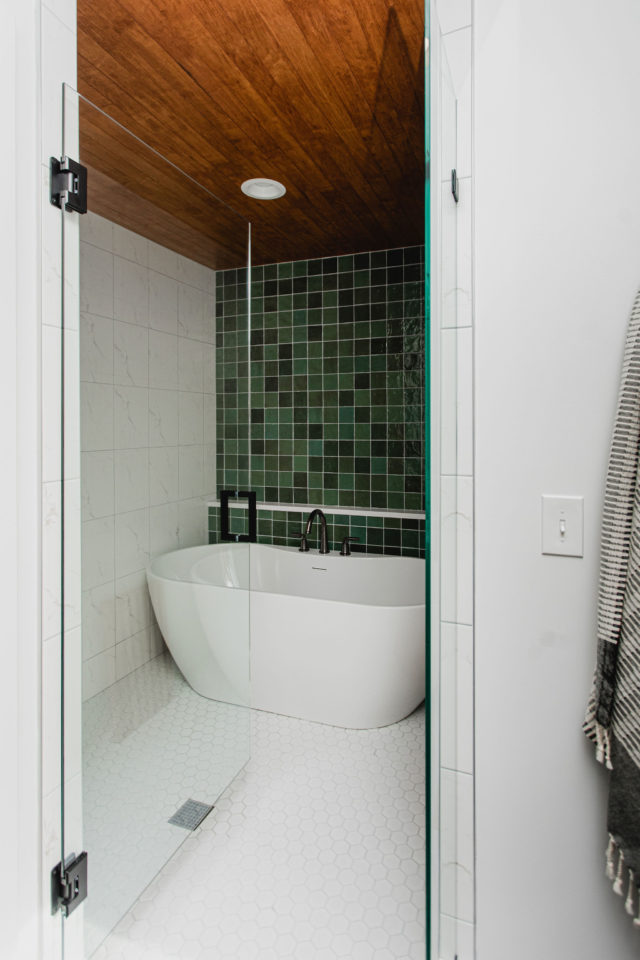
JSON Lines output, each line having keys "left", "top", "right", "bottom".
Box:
{"left": 208, "top": 507, "right": 426, "bottom": 560}
{"left": 216, "top": 246, "right": 425, "bottom": 513}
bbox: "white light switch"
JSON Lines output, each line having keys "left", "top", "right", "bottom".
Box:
{"left": 541, "top": 495, "right": 584, "bottom": 557}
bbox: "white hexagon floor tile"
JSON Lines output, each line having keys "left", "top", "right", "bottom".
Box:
{"left": 85, "top": 655, "right": 426, "bottom": 960}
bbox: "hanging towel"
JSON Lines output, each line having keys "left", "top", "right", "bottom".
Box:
{"left": 585, "top": 288, "right": 640, "bottom": 925}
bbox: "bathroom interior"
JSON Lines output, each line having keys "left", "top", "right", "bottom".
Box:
{"left": 8, "top": 1, "right": 640, "bottom": 959}
{"left": 54, "top": 0, "right": 439, "bottom": 957}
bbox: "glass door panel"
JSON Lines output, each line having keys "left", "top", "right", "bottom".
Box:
{"left": 61, "top": 84, "right": 252, "bottom": 957}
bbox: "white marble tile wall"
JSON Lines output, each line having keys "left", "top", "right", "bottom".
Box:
{"left": 434, "top": 1, "right": 475, "bottom": 957}
{"left": 80, "top": 212, "right": 217, "bottom": 701}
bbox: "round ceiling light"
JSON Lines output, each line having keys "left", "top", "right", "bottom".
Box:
{"left": 241, "top": 178, "right": 286, "bottom": 200}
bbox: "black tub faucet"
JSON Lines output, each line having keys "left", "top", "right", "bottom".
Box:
{"left": 305, "top": 508, "right": 329, "bottom": 554}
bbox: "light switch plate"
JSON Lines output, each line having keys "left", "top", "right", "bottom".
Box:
{"left": 541, "top": 495, "right": 584, "bottom": 557}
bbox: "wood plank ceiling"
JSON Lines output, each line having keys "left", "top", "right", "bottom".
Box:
{"left": 77, "top": 0, "right": 425, "bottom": 268}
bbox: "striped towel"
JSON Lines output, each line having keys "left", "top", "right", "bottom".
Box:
{"left": 585, "top": 288, "right": 640, "bottom": 925}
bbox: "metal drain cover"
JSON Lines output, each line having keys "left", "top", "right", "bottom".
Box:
{"left": 168, "top": 799, "right": 214, "bottom": 830}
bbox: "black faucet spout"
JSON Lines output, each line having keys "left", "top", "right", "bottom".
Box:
{"left": 304, "top": 508, "right": 330, "bottom": 554}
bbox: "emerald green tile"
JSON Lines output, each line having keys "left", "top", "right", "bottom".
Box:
{"left": 217, "top": 246, "right": 425, "bottom": 545}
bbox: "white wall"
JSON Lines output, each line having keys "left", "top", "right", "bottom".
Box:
{"left": 80, "top": 212, "right": 217, "bottom": 700}
{"left": 474, "top": 1, "right": 640, "bottom": 958}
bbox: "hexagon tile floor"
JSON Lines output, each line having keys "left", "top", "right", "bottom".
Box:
{"left": 87, "top": 657, "right": 426, "bottom": 960}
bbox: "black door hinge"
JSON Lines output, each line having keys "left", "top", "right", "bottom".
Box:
{"left": 51, "top": 852, "right": 88, "bottom": 917}
{"left": 50, "top": 156, "right": 87, "bottom": 214}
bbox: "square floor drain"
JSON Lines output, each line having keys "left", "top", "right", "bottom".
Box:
{"left": 168, "top": 799, "right": 214, "bottom": 831}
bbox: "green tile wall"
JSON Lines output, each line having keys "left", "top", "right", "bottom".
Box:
{"left": 208, "top": 506, "right": 426, "bottom": 560}
{"left": 216, "top": 246, "right": 425, "bottom": 512}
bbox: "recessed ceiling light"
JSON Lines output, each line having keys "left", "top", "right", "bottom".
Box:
{"left": 241, "top": 178, "right": 286, "bottom": 200}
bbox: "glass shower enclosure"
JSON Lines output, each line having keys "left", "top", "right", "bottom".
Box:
{"left": 55, "top": 85, "right": 253, "bottom": 957}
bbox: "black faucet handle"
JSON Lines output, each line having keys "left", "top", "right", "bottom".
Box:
{"left": 294, "top": 532, "right": 310, "bottom": 552}
{"left": 340, "top": 536, "right": 360, "bottom": 557}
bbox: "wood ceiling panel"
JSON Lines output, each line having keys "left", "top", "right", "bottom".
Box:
{"left": 77, "top": 0, "right": 425, "bottom": 266}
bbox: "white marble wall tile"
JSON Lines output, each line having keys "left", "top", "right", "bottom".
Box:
{"left": 443, "top": 26, "right": 472, "bottom": 180}
{"left": 179, "top": 392, "right": 204, "bottom": 445}
{"left": 149, "top": 330, "right": 178, "bottom": 390}
{"left": 441, "top": 328, "right": 458, "bottom": 476}
{"left": 179, "top": 445, "right": 204, "bottom": 499}
{"left": 148, "top": 241, "right": 178, "bottom": 279}
{"left": 82, "top": 516, "right": 115, "bottom": 590}
{"left": 115, "top": 628, "right": 152, "bottom": 681}
{"left": 203, "top": 343, "right": 216, "bottom": 394}
{"left": 113, "top": 321, "right": 149, "bottom": 387}
{"left": 149, "top": 446, "right": 180, "bottom": 506}
{"left": 440, "top": 476, "right": 474, "bottom": 625}
{"left": 42, "top": 787, "right": 63, "bottom": 960}
{"left": 62, "top": 203, "right": 80, "bottom": 333}
{"left": 149, "top": 388, "right": 179, "bottom": 447}
{"left": 42, "top": 324, "right": 61, "bottom": 484}
{"left": 115, "top": 507, "right": 149, "bottom": 579}
{"left": 440, "top": 48, "right": 457, "bottom": 184}
{"left": 43, "top": 0, "right": 78, "bottom": 34}
{"left": 80, "top": 224, "right": 219, "bottom": 695}
{"left": 81, "top": 381, "right": 114, "bottom": 452}
{"left": 41, "top": 164, "right": 63, "bottom": 334}
{"left": 455, "top": 327, "right": 472, "bottom": 476}
{"left": 441, "top": 181, "right": 458, "bottom": 329}
{"left": 149, "top": 272, "right": 179, "bottom": 335}
{"left": 204, "top": 445, "right": 217, "bottom": 495}
{"left": 64, "top": 328, "right": 81, "bottom": 480}
{"left": 149, "top": 502, "right": 180, "bottom": 559}
{"left": 177, "top": 254, "right": 208, "bottom": 290}
{"left": 440, "top": 769, "right": 475, "bottom": 923}
{"left": 81, "top": 451, "right": 115, "bottom": 520}
{"left": 178, "top": 336, "right": 204, "bottom": 392}
{"left": 63, "top": 625, "right": 82, "bottom": 782}
{"left": 82, "top": 582, "right": 116, "bottom": 660}
{"left": 114, "top": 256, "right": 149, "bottom": 326}
{"left": 456, "top": 177, "right": 473, "bottom": 329}
{"left": 113, "top": 224, "right": 148, "bottom": 266}
{"left": 42, "top": 634, "right": 61, "bottom": 796}
{"left": 204, "top": 292, "right": 216, "bottom": 343}
{"left": 114, "top": 449, "right": 149, "bottom": 513}
{"left": 114, "top": 385, "right": 148, "bottom": 449}
{"left": 436, "top": 12, "right": 475, "bottom": 956}
{"left": 42, "top": 482, "right": 61, "bottom": 642}
{"left": 436, "top": 0, "right": 471, "bottom": 35}
{"left": 441, "top": 622, "right": 473, "bottom": 775}
{"left": 440, "top": 914, "right": 475, "bottom": 960}
{"left": 204, "top": 394, "right": 217, "bottom": 445}
{"left": 64, "top": 478, "right": 82, "bottom": 631}
{"left": 80, "top": 241, "right": 114, "bottom": 319}
{"left": 178, "top": 282, "right": 206, "bottom": 341}
{"left": 178, "top": 498, "right": 207, "bottom": 548}
{"left": 83, "top": 648, "right": 116, "bottom": 701}
{"left": 80, "top": 312, "right": 114, "bottom": 384}
{"left": 115, "top": 571, "right": 152, "bottom": 643}
{"left": 441, "top": 327, "right": 472, "bottom": 477}
{"left": 81, "top": 211, "right": 113, "bottom": 252}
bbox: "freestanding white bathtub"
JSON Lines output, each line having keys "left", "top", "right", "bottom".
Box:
{"left": 147, "top": 542, "right": 426, "bottom": 729}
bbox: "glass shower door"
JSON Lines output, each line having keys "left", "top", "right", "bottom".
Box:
{"left": 59, "top": 84, "right": 253, "bottom": 957}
